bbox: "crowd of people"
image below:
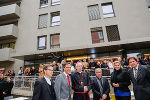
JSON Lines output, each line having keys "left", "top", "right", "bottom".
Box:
{"left": 6, "top": 56, "right": 150, "bottom": 78}
{"left": 32, "top": 57, "right": 150, "bottom": 100}
{"left": 0, "top": 56, "right": 150, "bottom": 100}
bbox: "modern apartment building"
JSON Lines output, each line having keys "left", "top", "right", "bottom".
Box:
{"left": 0, "top": 0, "right": 150, "bottom": 73}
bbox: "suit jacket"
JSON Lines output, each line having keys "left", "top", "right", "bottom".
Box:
{"left": 54, "top": 73, "right": 72, "bottom": 100}
{"left": 92, "top": 77, "right": 110, "bottom": 100}
{"left": 129, "top": 66, "right": 150, "bottom": 100}
{"left": 32, "top": 77, "right": 56, "bottom": 100}
{"left": 4, "top": 81, "right": 14, "bottom": 96}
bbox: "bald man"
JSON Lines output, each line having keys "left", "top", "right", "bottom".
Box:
{"left": 71, "top": 62, "right": 91, "bottom": 100}
{"left": 92, "top": 68, "right": 110, "bottom": 100}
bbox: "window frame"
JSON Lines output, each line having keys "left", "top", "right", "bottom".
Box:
{"left": 38, "top": 35, "right": 47, "bottom": 50}
{"left": 91, "top": 27, "right": 104, "bottom": 44}
{"left": 38, "top": 13, "right": 48, "bottom": 29}
{"left": 50, "top": 33, "right": 60, "bottom": 49}
{"left": 40, "top": 0, "right": 48, "bottom": 8}
{"left": 101, "top": 2, "right": 115, "bottom": 18}
{"left": 51, "top": 0, "right": 60, "bottom": 6}
{"left": 50, "top": 11, "right": 60, "bottom": 27}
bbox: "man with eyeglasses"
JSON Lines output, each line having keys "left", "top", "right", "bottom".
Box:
{"left": 92, "top": 68, "right": 110, "bottom": 100}
{"left": 54, "top": 62, "right": 72, "bottom": 100}
{"left": 32, "top": 64, "right": 56, "bottom": 100}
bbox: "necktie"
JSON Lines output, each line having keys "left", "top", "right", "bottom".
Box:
{"left": 134, "top": 69, "right": 137, "bottom": 81}
{"left": 67, "top": 75, "right": 70, "bottom": 88}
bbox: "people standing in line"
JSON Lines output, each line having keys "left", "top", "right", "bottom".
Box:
{"left": 38, "top": 64, "right": 44, "bottom": 79}
{"left": 101, "top": 59, "right": 109, "bottom": 69}
{"left": 18, "top": 67, "right": 23, "bottom": 76}
{"left": 128, "top": 57, "right": 150, "bottom": 100}
{"left": 30, "top": 66, "right": 38, "bottom": 76}
{"left": 92, "top": 68, "right": 110, "bottom": 100}
{"left": 32, "top": 64, "right": 56, "bottom": 100}
{"left": 71, "top": 62, "right": 91, "bottom": 100}
{"left": 54, "top": 62, "right": 72, "bottom": 100}
{"left": 3, "top": 76, "right": 14, "bottom": 99}
{"left": 0, "top": 73, "right": 6, "bottom": 100}
{"left": 111, "top": 61, "right": 131, "bottom": 100}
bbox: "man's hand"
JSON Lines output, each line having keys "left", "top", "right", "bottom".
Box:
{"left": 102, "top": 94, "right": 107, "bottom": 99}
{"left": 3, "top": 92, "right": 6, "bottom": 95}
{"left": 113, "top": 83, "right": 119, "bottom": 87}
{"left": 84, "top": 86, "right": 88, "bottom": 92}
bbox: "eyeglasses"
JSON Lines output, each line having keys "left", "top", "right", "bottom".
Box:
{"left": 47, "top": 69, "right": 53, "bottom": 71}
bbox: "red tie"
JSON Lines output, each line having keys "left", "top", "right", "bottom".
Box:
{"left": 67, "top": 75, "right": 70, "bottom": 88}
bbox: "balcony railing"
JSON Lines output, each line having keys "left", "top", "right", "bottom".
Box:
{"left": 0, "top": 4, "right": 20, "bottom": 21}
{"left": 0, "top": 24, "right": 18, "bottom": 39}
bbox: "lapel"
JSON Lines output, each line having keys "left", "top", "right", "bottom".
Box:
{"left": 137, "top": 66, "right": 142, "bottom": 82}
{"left": 42, "top": 77, "right": 51, "bottom": 95}
{"left": 62, "top": 73, "right": 70, "bottom": 88}
{"left": 131, "top": 68, "right": 136, "bottom": 83}
{"left": 96, "top": 77, "right": 103, "bottom": 95}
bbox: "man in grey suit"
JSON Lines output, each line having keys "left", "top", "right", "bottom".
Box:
{"left": 54, "top": 62, "right": 72, "bottom": 100}
{"left": 128, "top": 57, "right": 150, "bottom": 100}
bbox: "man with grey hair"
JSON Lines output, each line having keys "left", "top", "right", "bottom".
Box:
{"left": 32, "top": 64, "right": 56, "bottom": 100}
{"left": 92, "top": 68, "right": 110, "bottom": 100}
{"left": 54, "top": 62, "right": 72, "bottom": 100}
{"left": 71, "top": 62, "right": 91, "bottom": 100}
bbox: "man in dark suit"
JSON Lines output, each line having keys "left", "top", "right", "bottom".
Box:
{"left": 32, "top": 64, "right": 56, "bottom": 100}
{"left": 128, "top": 57, "right": 150, "bottom": 100}
{"left": 0, "top": 73, "right": 6, "bottom": 100}
{"left": 92, "top": 68, "right": 110, "bottom": 100}
{"left": 3, "top": 76, "right": 14, "bottom": 99}
{"left": 54, "top": 62, "right": 72, "bottom": 100}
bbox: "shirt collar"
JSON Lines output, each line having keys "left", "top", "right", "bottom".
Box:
{"left": 63, "top": 72, "right": 68, "bottom": 77}
{"left": 44, "top": 76, "right": 51, "bottom": 85}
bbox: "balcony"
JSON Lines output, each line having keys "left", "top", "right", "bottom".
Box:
{"left": 0, "top": 24, "right": 18, "bottom": 40}
{"left": 0, "top": 0, "right": 21, "bottom": 6}
{"left": 0, "top": 4, "right": 20, "bottom": 21}
{"left": 0, "top": 48, "right": 14, "bottom": 62}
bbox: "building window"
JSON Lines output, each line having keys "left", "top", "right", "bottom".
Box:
{"left": 38, "top": 14, "right": 48, "bottom": 29}
{"left": 0, "top": 43, "right": 15, "bottom": 49}
{"left": 147, "top": 0, "right": 150, "bottom": 11}
{"left": 50, "top": 34, "right": 60, "bottom": 49}
{"left": 88, "top": 5, "right": 101, "bottom": 21}
{"left": 102, "top": 3, "right": 115, "bottom": 18}
{"left": 91, "top": 27, "right": 104, "bottom": 44}
{"left": 106, "top": 25, "right": 120, "bottom": 42}
{"left": 51, "top": 11, "right": 60, "bottom": 26}
{"left": 51, "top": 0, "right": 60, "bottom": 6}
{"left": 40, "top": 0, "right": 48, "bottom": 8}
{"left": 38, "top": 36, "right": 47, "bottom": 50}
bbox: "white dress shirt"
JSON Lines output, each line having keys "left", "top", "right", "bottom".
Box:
{"left": 44, "top": 76, "right": 51, "bottom": 85}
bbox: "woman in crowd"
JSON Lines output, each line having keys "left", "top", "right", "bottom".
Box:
{"left": 111, "top": 61, "right": 131, "bottom": 100}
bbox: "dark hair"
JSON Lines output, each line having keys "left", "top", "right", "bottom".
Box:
{"left": 43, "top": 64, "right": 53, "bottom": 72}
{"left": 128, "top": 57, "right": 137, "bottom": 62}
{"left": 62, "top": 62, "right": 71, "bottom": 70}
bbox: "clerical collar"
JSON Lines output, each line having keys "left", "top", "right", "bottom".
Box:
{"left": 44, "top": 76, "right": 51, "bottom": 85}
{"left": 77, "top": 71, "right": 82, "bottom": 73}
